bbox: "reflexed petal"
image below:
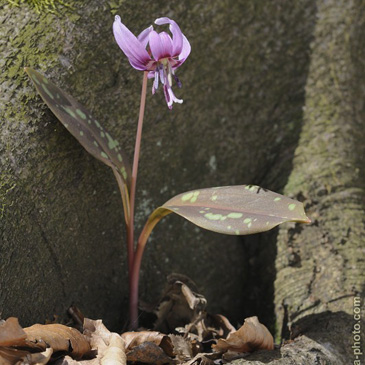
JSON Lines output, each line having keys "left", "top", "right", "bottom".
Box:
{"left": 149, "top": 31, "right": 173, "bottom": 60}
{"left": 138, "top": 25, "right": 153, "bottom": 49}
{"left": 178, "top": 34, "right": 191, "bottom": 63}
{"left": 113, "top": 15, "right": 151, "bottom": 70}
{"left": 155, "top": 17, "right": 183, "bottom": 56}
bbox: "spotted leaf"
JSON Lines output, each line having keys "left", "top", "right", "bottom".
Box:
{"left": 25, "top": 68, "right": 131, "bottom": 187}
{"left": 139, "top": 185, "right": 310, "bottom": 244}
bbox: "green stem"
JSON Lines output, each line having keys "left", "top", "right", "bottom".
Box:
{"left": 128, "top": 71, "right": 148, "bottom": 327}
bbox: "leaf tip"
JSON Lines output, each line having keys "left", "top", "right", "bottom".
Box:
{"left": 304, "top": 215, "right": 311, "bottom": 224}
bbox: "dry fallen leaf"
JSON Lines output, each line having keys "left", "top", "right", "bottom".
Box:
{"left": 0, "top": 318, "right": 91, "bottom": 364}
{"left": 0, "top": 318, "right": 27, "bottom": 347}
{"left": 101, "top": 333, "right": 126, "bottom": 365}
{"left": 56, "top": 319, "right": 127, "bottom": 365}
{"left": 24, "top": 323, "right": 91, "bottom": 359}
{"left": 121, "top": 331, "right": 166, "bottom": 350}
{"left": 121, "top": 331, "right": 173, "bottom": 364}
{"left": 168, "top": 334, "right": 193, "bottom": 362}
{"left": 25, "top": 348, "right": 54, "bottom": 364}
{"left": 212, "top": 316, "right": 274, "bottom": 353}
{"left": 126, "top": 341, "right": 173, "bottom": 364}
{"left": 154, "top": 279, "right": 207, "bottom": 335}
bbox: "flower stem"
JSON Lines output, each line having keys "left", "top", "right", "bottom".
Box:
{"left": 128, "top": 71, "right": 149, "bottom": 327}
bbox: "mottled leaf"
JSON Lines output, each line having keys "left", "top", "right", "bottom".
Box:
{"left": 24, "top": 68, "right": 131, "bottom": 187}
{"left": 140, "top": 185, "right": 310, "bottom": 243}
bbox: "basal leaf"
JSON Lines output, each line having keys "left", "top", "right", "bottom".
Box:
{"left": 141, "top": 185, "right": 310, "bottom": 240}
{"left": 25, "top": 68, "right": 131, "bottom": 187}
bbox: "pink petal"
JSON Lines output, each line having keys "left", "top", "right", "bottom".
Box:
{"left": 149, "top": 31, "right": 173, "bottom": 60}
{"left": 155, "top": 17, "right": 184, "bottom": 56}
{"left": 113, "top": 16, "right": 151, "bottom": 70}
{"left": 137, "top": 25, "right": 153, "bottom": 49}
{"left": 178, "top": 34, "right": 191, "bottom": 64}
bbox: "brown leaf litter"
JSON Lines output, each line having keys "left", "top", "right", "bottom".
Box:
{"left": 0, "top": 276, "right": 274, "bottom": 364}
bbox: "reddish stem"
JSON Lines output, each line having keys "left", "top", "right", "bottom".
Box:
{"left": 128, "top": 71, "right": 148, "bottom": 327}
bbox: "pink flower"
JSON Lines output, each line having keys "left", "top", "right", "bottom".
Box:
{"left": 113, "top": 16, "right": 191, "bottom": 109}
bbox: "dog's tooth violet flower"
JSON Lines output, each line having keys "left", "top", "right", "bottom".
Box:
{"left": 113, "top": 15, "right": 191, "bottom": 109}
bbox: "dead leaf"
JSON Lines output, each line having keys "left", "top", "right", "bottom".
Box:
{"left": 101, "top": 333, "right": 126, "bottom": 365}
{"left": 154, "top": 279, "right": 207, "bottom": 334}
{"left": 0, "top": 347, "right": 29, "bottom": 365}
{"left": 54, "top": 319, "right": 127, "bottom": 365}
{"left": 0, "top": 318, "right": 27, "bottom": 347}
{"left": 212, "top": 316, "right": 274, "bottom": 353}
{"left": 120, "top": 331, "right": 173, "bottom": 364}
{"left": 121, "top": 331, "right": 166, "bottom": 350}
{"left": 205, "top": 314, "right": 236, "bottom": 338}
{"left": 24, "top": 323, "right": 91, "bottom": 359}
{"left": 25, "top": 347, "right": 53, "bottom": 364}
{"left": 126, "top": 341, "right": 172, "bottom": 364}
{"left": 82, "top": 319, "right": 126, "bottom": 365}
{"left": 168, "top": 334, "right": 193, "bottom": 362}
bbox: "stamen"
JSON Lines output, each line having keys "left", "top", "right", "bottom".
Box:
{"left": 159, "top": 66, "right": 165, "bottom": 85}
{"left": 152, "top": 70, "right": 159, "bottom": 94}
{"left": 173, "top": 74, "right": 182, "bottom": 88}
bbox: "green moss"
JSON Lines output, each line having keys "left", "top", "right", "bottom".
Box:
{"left": 0, "top": 175, "right": 17, "bottom": 219}
{"left": 6, "top": 0, "right": 73, "bottom": 14}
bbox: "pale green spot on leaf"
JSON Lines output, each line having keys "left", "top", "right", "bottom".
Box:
{"left": 227, "top": 212, "right": 243, "bottom": 219}
{"left": 117, "top": 153, "right": 123, "bottom": 162}
{"left": 181, "top": 192, "right": 194, "bottom": 202}
{"left": 235, "top": 230, "right": 240, "bottom": 235}
{"left": 32, "top": 74, "right": 41, "bottom": 85}
{"left": 210, "top": 195, "right": 218, "bottom": 201}
{"left": 62, "top": 106, "right": 76, "bottom": 118}
{"left": 288, "top": 203, "right": 296, "bottom": 211}
{"left": 79, "top": 131, "right": 84, "bottom": 136}
{"left": 101, "top": 151, "right": 108, "bottom": 159}
{"left": 93, "top": 141, "right": 99, "bottom": 147}
{"left": 42, "top": 84, "right": 54, "bottom": 100}
{"left": 106, "top": 133, "right": 119, "bottom": 150}
{"left": 76, "top": 109, "right": 87, "bottom": 120}
{"left": 274, "top": 197, "right": 281, "bottom": 202}
{"left": 100, "top": 131, "right": 105, "bottom": 138}
{"left": 244, "top": 218, "right": 252, "bottom": 224}
{"left": 204, "top": 212, "right": 223, "bottom": 221}
{"left": 120, "top": 167, "right": 127, "bottom": 180}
